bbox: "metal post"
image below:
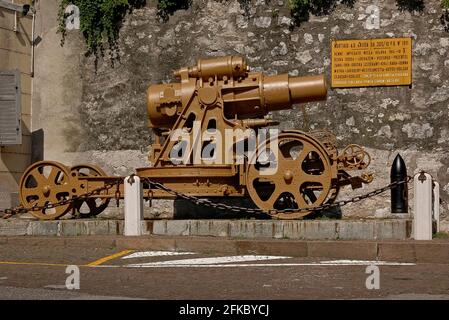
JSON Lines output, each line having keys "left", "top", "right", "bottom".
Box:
{"left": 433, "top": 181, "right": 440, "bottom": 233}
{"left": 124, "top": 175, "right": 143, "bottom": 236}
{"left": 413, "top": 171, "right": 433, "bottom": 240}
{"left": 390, "top": 154, "right": 408, "bottom": 214}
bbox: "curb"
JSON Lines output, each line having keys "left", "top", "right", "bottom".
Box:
{"left": 0, "top": 218, "right": 412, "bottom": 240}
{"left": 2, "top": 235, "right": 449, "bottom": 264}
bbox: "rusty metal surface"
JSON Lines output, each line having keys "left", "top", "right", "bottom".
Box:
{"left": 15, "top": 55, "right": 374, "bottom": 220}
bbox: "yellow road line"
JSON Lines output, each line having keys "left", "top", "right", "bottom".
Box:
{"left": 86, "top": 250, "right": 134, "bottom": 267}
{"left": 0, "top": 250, "right": 135, "bottom": 268}
{"left": 0, "top": 261, "right": 69, "bottom": 267}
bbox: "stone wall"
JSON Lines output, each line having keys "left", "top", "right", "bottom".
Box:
{"left": 31, "top": 0, "right": 449, "bottom": 228}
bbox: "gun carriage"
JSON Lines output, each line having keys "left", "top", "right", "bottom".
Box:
{"left": 19, "top": 56, "right": 372, "bottom": 220}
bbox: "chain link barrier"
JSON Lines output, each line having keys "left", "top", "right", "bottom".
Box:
{"left": 141, "top": 175, "right": 414, "bottom": 218}
{"left": 1, "top": 175, "right": 413, "bottom": 219}
{"left": 0, "top": 181, "right": 119, "bottom": 219}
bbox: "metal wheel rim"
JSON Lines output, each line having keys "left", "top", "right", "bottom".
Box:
{"left": 246, "top": 132, "right": 333, "bottom": 219}
{"left": 342, "top": 144, "right": 371, "bottom": 168}
{"left": 71, "top": 164, "right": 110, "bottom": 217}
{"left": 19, "top": 160, "right": 73, "bottom": 220}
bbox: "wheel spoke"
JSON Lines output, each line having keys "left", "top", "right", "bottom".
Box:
{"left": 29, "top": 197, "right": 46, "bottom": 208}
{"left": 280, "top": 158, "right": 297, "bottom": 172}
{"left": 47, "top": 167, "right": 61, "bottom": 184}
{"left": 264, "top": 186, "right": 283, "bottom": 207}
{"left": 246, "top": 132, "right": 334, "bottom": 218}
{"left": 314, "top": 188, "right": 328, "bottom": 204}
{"left": 298, "top": 172, "right": 328, "bottom": 184}
{"left": 21, "top": 187, "right": 40, "bottom": 198}
{"left": 52, "top": 184, "right": 70, "bottom": 193}
{"left": 295, "top": 143, "right": 314, "bottom": 167}
{"left": 48, "top": 193, "right": 61, "bottom": 205}
{"left": 29, "top": 168, "right": 47, "bottom": 186}
{"left": 70, "top": 164, "right": 109, "bottom": 216}
{"left": 20, "top": 161, "right": 74, "bottom": 220}
{"left": 290, "top": 188, "right": 309, "bottom": 209}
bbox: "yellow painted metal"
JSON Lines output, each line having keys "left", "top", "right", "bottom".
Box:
{"left": 19, "top": 55, "right": 374, "bottom": 220}
{"left": 19, "top": 161, "right": 73, "bottom": 220}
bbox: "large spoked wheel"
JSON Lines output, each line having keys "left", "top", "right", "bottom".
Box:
{"left": 246, "top": 132, "right": 334, "bottom": 219}
{"left": 19, "top": 161, "right": 73, "bottom": 220}
{"left": 71, "top": 164, "right": 110, "bottom": 217}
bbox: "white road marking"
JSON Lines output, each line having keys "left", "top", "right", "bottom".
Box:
{"left": 0, "top": 277, "right": 7, "bottom": 280}
{"left": 320, "top": 260, "right": 415, "bottom": 266}
{"left": 44, "top": 285, "right": 67, "bottom": 289}
{"left": 122, "top": 251, "right": 196, "bottom": 259}
{"left": 125, "top": 255, "right": 290, "bottom": 267}
{"left": 122, "top": 258, "right": 415, "bottom": 268}
{"left": 122, "top": 262, "right": 416, "bottom": 268}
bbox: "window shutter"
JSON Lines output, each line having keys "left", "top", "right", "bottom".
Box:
{"left": 0, "top": 70, "right": 21, "bottom": 145}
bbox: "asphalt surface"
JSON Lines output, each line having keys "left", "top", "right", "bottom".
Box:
{"left": 0, "top": 242, "right": 448, "bottom": 300}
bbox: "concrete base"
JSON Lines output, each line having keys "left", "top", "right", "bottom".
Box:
{"left": 0, "top": 219, "right": 124, "bottom": 237}
{"left": 0, "top": 218, "right": 412, "bottom": 240}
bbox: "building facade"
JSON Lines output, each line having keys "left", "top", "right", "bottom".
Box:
{"left": 0, "top": 0, "right": 33, "bottom": 209}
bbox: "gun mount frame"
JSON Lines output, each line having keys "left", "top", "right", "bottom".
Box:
{"left": 19, "top": 56, "right": 373, "bottom": 220}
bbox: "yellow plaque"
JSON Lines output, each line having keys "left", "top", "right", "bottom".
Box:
{"left": 331, "top": 37, "right": 412, "bottom": 88}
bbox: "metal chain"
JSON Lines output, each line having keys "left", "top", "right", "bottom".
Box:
{"left": 142, "top": 176, "right": 413, "bottom": 218}
{"left": 0, "top": 181, "right": 118, "bottom": 218}
{"left": 1, "top": 176, "right": 413, "bottom": 219}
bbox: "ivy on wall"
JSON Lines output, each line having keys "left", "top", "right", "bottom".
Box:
{"left": 58, "top": 0, "right": 194, "bottom": 63}
{"left": 58, "top": 0, "right": 449, "bottom": 65}
{"left": 237, "top": 0, "right": 252, "bottom": 17}
{"left": 288, "top": 0, "right": 356, "bottom": 26}
{"left": 58, "top": 0, "right": 146, "bottom": 64}
{"left": 443, "top": 0, "right": 449, "bottom": 32}
{"left": 288, "top": 0, "right": 449, "bottom": 30}
{"left": 157, "top": 0, "right": 191, "bottom": 22}
{"left": 396, "top": 0, "right": 425, "bottom": 13}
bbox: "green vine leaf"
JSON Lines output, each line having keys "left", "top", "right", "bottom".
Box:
{"left": 58, "top": 0, "right": 146, "bottom": 66}
{"left": 157, "top": 0, "right": 191, "bottom": 22}
{"left": 396, "top": 0, "right": 425, "bottom": 12}
{"left": 57, "top": 0, "right": 449, "bottom": 66}
{"left": 443, "top": 0, "right": 449, "bottom": 9}
{"left": 288, "top": 0, "right": 355, "bottom": 27}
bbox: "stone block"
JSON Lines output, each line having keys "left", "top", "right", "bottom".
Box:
{"left": 338, "top": 221, "right": 375, "bottom": 240}
{"left": 229, "top": 221, "right": 256, "bottom": 238}
{"left": 26, "top": 221, "right": 59, "bottom": 236}
{"left": 152, "top": 220, "right": 167, "bottom": 235}
{"left": 189, "top": 220, "right": 229, "bottom": 237}
{"left": 0, "top": 220, "right": 29, "bottom": 236}
{"left": 59, "top": 221, "right": 88, "bottom": 236}
{"left": 165, "top": 220, "right": 190, "bottom": 236}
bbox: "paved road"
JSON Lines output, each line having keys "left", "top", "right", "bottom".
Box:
{"left": 0, "top": 243, "right": 448, "bottom": 300}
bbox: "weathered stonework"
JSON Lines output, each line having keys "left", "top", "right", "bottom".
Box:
{"left": 31, "top": 0, "right": 449, "bottom": 227}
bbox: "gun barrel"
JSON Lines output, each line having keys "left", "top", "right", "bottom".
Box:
{"left": 289, "top": 75, "right": 327, "bottom": 104}
{"left": 174, "top": 56, "right": 249, "bottom": 80}
{"left": 263, "top": 74, "right": 327, "bottom": 111}
{"left": 148, "top": 57, "right": 328, "bottom": 129}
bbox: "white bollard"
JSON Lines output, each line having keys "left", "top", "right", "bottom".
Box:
{"left": 433, "top": 181, "right": 440, "bottom": 233}
{"left": 413, "top": 172, "right": 433, "bottom": 240}
{"left": 124, "top": 175, "right": 143, "bottom": 236}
